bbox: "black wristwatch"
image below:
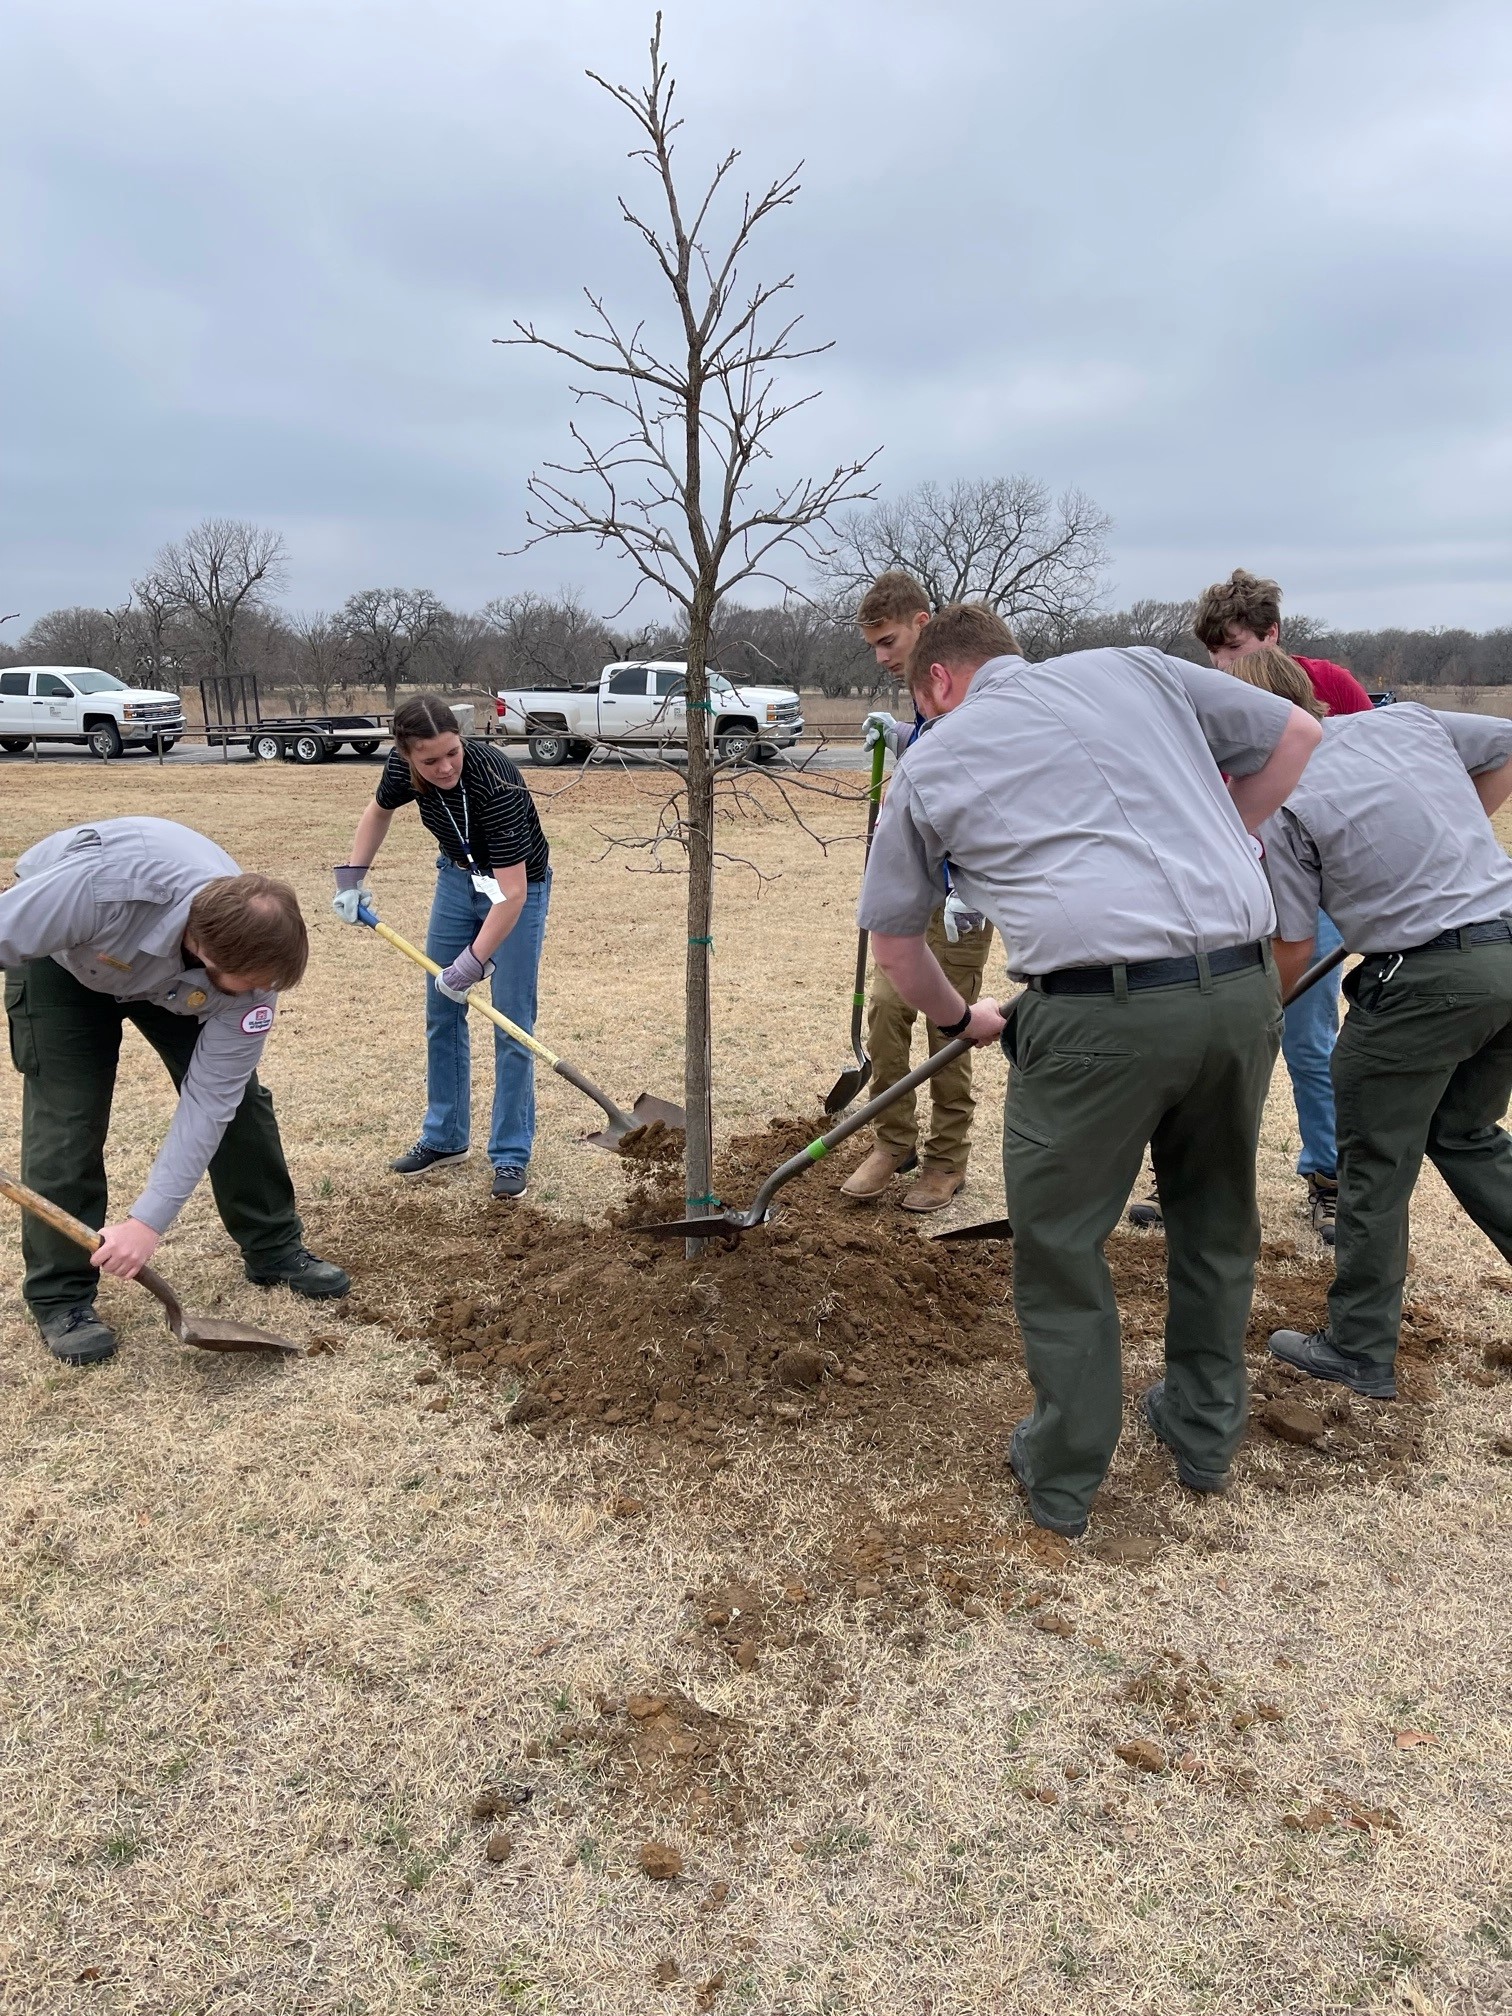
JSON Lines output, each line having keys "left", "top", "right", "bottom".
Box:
{"left": 939, "top": 1002, "right": 973, "bottom": 1038}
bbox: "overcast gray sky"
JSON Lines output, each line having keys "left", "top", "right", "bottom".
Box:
{"left": 3, "top": 0, "right": 1509, "bottom": 633}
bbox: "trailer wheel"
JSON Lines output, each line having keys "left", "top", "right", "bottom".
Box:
{"left": 290, "top": 732, "right": 326, "bottom": 765}
{"left": 528, "top": 734, "right": 570, "bottom": 767}
{"left": 350, "top": 739, "right": 380, "bottom": 758}
{"left": 252, "top": 733, "right": 284, "bottom": 762}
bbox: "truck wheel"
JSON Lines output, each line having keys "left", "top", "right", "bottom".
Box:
{"left": 291, "top": 733, "right": 326, "bottom": 765}
{"left": 88, "top": 721, "right": 123, "bottom": 760}
{"left": 715, "top": 725, "right": 757, "bottom": 765}
{"left": 350, "top": 739, "right": 380, "bottom": 757}
{"left": 528, "top": 734, "right": 570, "bottom": 767}
{"left": 252, "top": 733, "right": 284, "bottom": 762}
{"left": 0, "top": 738, "right": 29, "bottom": 754}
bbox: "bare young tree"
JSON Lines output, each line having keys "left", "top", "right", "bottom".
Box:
{"left": 502, "top": 14, "right": 876, "bottom": 1244}
{"left": 149, "top": 519, "right": 288, "bottom": 682}
{"left": 822, "top": 476, "right": 1111, "bottom": 632}
{"left": 338, "top": 587, "right": 446, "bottom": 708}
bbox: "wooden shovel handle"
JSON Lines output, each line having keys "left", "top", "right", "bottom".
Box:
{"left": 0, "top": 1166, "right": 183, "bottom": 1324}
{"left": 367, "top": 918, "right": 562, "bottom": 1067}
{"left": 0, "top": 1166, "right": 103, "bottom": 1251}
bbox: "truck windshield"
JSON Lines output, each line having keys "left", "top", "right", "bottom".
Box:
{"left": 65, "top": 671, "right": 129, "bottom": 694}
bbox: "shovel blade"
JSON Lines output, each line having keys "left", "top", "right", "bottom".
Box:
{"left": 823, "top": 1058, "right": 873, "bottom": 1116}
{"left": 932, "top": 1216, "right": 1014, "bottom": 1244}
{"left": 630, "top": 1212, "right": 758, "bottom": 1240}
{"left": 176, "top": 1312, "right": 304, "bottom": 1353}
{"left": 631, "top": 1093, "right": 688, "bottom": 1131}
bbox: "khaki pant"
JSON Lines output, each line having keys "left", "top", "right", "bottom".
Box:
{"left": 869, "top": 909, "right": 994, "bottom": 1172}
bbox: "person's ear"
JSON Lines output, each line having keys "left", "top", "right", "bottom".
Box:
{"left": 1263, "top": 623, "right": 1281, "bottom": 646}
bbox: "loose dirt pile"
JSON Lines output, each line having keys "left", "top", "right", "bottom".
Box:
{"left": 342, "top": 1118, "right": 1478, "bottom": 1528}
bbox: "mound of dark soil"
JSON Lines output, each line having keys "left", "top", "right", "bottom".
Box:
{"left": 341, "top": 1118, "right": 1468, "bottom": 1525}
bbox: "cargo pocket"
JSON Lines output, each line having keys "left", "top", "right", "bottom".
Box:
{"left": 3, "top": 973, "right": 38, "bottom": 1076}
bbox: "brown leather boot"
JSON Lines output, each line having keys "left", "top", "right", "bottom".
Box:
{"left": 841, "top": 1145, "right": 911, "bottom": 1199}
{"left": 900, "top": 1163, "right": 966, "bottom": 1213}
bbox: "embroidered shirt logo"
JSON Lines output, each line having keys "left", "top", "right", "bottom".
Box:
{"left": 240, "top": 1003, "right": 275, "bottom": 1035}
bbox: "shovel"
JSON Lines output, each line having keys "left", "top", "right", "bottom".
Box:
{"left": 934, "top": 941, "right": 1354, "bottom": 1245}
{"left": 0, "top": 1167, "right": 302, "bottom": 1354}
{"left": 823, "top": 735, "right": 888, "bottom": 1115}
{"left": 633, "top": 1028, "right": 980, "bottom": 1242}
{"left": 356, "top": 900, "right": 686, "bottom": 1154}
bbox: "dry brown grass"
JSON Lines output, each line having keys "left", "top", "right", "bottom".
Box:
{"left": 2, "top": 768, "right": 1511, "bottom": 2016}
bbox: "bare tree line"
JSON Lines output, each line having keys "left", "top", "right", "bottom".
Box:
{"left": 6, "top": 502, "right": 1511, "bottom": 706}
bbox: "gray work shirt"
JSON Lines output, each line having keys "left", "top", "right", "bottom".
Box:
{"left": 1260, "top": 704, "right": 1512, "bottom": 953}
{"left": 858, "top": 649, "right": 1292, "bottom": 973}
{"left": 0, "top": 817, "right": 278, "bottom": 1233}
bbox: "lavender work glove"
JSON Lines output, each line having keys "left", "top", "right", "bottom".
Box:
{"left": 435, "top": 946, "right": 490, "bottom": 1003}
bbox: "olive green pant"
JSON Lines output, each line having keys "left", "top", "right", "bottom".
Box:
{"left": 869, "top": 909, "right": 995, "bottom": 1171}
{"left": 1330, "top": 938, "right": 1512, "bottom": 1371}
{"left": 1004, "top": 960, "right": 1282, "bottom": 1528}
{"left": 4, "top": 957, "right": 304, "bottom": 1315}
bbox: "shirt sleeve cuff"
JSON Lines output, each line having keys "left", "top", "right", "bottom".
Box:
{"left": 127, "top": 1187, "right": 181, "bottom": 1236}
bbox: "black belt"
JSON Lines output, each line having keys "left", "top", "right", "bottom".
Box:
{"left": 1400, "top": 919, "right": 1512, "bottom": 957}
{"left": 1027, "top": 940, "right": 1266, "bottom": 997}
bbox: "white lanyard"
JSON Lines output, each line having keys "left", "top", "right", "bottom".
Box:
{"left": 438, "top": 780, "right": 505, "bottom": 906}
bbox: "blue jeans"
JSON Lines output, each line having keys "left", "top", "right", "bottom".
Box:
{"left": 420, "top": 861, "right": 550, "bottom": 1170}
{"left": 1282, "top": 909, "right": 1343, "bottom": 1178}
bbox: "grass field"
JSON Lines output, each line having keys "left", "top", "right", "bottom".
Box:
{"left": 2, "top": 765, "right": 1510, "bottom": 2016}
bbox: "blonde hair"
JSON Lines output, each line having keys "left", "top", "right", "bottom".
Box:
{"left": 1224, "top": 644, "right": 1327, "bottom": 719}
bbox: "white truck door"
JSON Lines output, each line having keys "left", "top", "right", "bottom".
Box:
{"left": 32, "top": 672, "right": 76, "bottom": 737}
{"left": 0, "top": 670, "right": 31, "bottom": 736}
{"left": 650, "top": 669, "right": 689, "bottom": 748}
{"left": 601, "top": 665, "right": 652, "bottom": 741}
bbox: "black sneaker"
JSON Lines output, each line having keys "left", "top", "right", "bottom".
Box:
{"left": 1141, "top": 1381, "right": 1229, "bottom": 1493}
{"left": 37, "top": 1302, "right": 118, "bottom": 1367}
{"left": 390, "top": 1143, "right": 469, "bottom": 1178}
{"left": 246, "top": 1248, "right": 351, "bottom": 1299}
{"left": 491, "top": 1165, "right": 528, "bottom": 1200}
{"left": 1127, "top": 1189, "right": 1163, "bottom": 1230}
{"left": 1006, "top": 1419, "right": 1088, "bottom": 1539}
{"left": 1306, "top": 1173, "right": 1338, "bottom": 1246}
{"left": 1267, "top": 1326, "right": 1396, "bottom": 1399}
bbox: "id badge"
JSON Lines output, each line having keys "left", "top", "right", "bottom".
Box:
{"left": 471, "top": 873, "right": 506, "bottom": 906}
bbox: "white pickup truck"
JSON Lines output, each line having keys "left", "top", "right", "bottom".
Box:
{"left": 0, "top": 665, "right": 186, "bottom": 759}
{"left": 495, "top": 659, "right": 805, "bottom": 766}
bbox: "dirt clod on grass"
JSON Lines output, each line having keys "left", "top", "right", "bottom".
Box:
{"left": 639, "top": 1841, "right": 684, "bottom": 1882}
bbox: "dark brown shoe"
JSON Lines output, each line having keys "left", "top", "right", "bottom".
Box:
{"left": 1306, "top": 1173, "right": 1337, "bottom": 1246}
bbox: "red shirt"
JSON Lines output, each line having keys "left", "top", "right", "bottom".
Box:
{"left": 1293, "top": 654, "right": 1373, "bottom": 716}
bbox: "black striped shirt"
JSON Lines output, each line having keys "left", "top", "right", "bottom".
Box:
{"left": 375, "top": 741, "right": 550, "bottom": 881}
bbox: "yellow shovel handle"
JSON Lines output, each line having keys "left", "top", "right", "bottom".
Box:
{"left": 369, "top": 919, "right": 561, "bottom": 1068}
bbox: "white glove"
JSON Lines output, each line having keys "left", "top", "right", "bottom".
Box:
{"left": 942, "top": 891, "right": 986, "bottom": 944}
{"left": 862, "top": 710, "right": 897, "bottom": 752}
{"left": 332, "top": 887, "right": 370, "bottom": 924}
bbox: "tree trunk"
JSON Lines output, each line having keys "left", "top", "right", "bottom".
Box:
{"left": 682, "top": 591, "right": 716, "bottom": 1259}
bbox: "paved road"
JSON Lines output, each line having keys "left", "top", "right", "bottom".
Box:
{"left": 1, "top": 740, "right": 872, "bottom": 773}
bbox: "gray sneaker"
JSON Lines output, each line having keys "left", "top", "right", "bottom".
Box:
{"left": 37, "top": 1302, "right": 119, "bottom": 1367}
{"left": 1267, "top": 1327, "right": 1396, "bottom": 1399}
{"left": 1006, "top": 1420, "right": 1088, "bottom": 1539}
{"left": 1141, "top": 1381, "right": 1229, "bottom": 1492}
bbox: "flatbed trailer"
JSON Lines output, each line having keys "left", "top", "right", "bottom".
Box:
{"left": 198, "top": 674, "right": 389, "bottom": 763}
